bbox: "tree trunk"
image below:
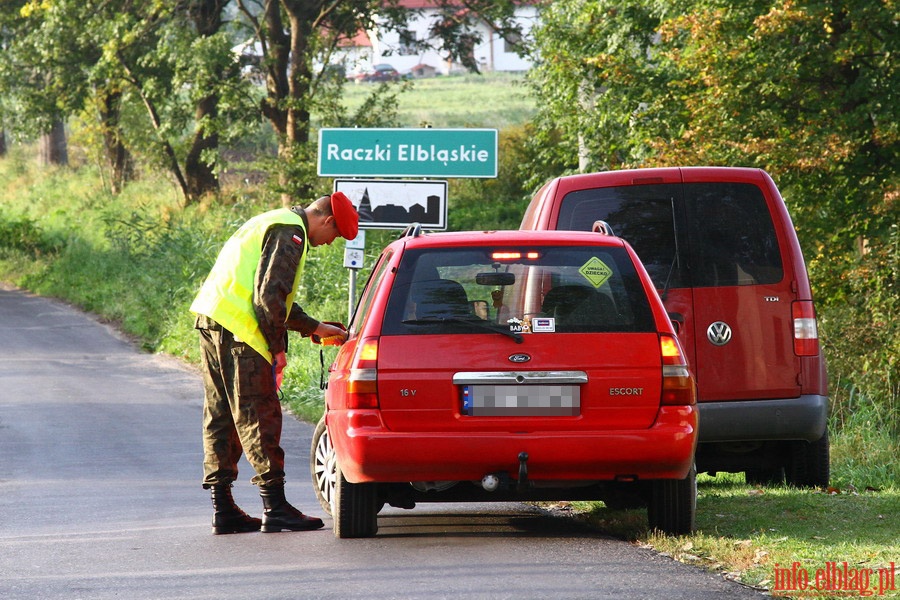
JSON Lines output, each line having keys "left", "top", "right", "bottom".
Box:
{"left": 263, "top": 0, "right": 316, "bottom": 205}
{"left": 98, "top": 89, "right": 135, "bottom": 194}
{"left": 184, "top": 93, "right": 220, "bottom": 201}
{"left": 39, "top": 119, "right": 68, "bottom": 166}
{"left": 183, "top": 0, "right": 227, "bottom": 203}
{"left": 0, "top": 130, "right": 6, "bottom": 157}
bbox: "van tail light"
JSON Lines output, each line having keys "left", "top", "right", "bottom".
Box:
{"left": 660, "top": 334, "right": 696, "bottom": 406}
{"left": 347, "top": 337, "right": 379, "bottom": 409}
{"left": 792, "top": 301, "right": 820, "bottom": 356}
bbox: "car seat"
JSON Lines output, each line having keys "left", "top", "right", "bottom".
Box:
{"left": 541, "top": 285, "right": 614, "bottom": 328}
{"left": 411, "top": 279, "right": 472, "bottom": 320}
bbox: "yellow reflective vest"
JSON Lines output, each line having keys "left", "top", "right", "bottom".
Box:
{"left": 190, "top": 208, "right": 308, "bottom": 363}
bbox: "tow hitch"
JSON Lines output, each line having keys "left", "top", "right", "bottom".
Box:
{"left": 516, "top": 452, "right": 529, "bottom": 492}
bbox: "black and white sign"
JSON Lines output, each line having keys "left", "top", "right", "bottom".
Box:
{"left": 334, "top": 179, "right": 448, "bottom": 230}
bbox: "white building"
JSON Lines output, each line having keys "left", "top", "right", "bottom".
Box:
{"left": 344, "top": 0, "right": 538, "bottom": 78}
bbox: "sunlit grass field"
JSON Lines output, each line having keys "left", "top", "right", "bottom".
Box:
{"left": 343, "top": 72, "right": 536, "bottom": 128}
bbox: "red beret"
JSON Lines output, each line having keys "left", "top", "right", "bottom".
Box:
{"left": 330, "top": 191, "right": 358, "bottom": 240}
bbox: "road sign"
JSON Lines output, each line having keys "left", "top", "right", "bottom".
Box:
{"left": 343, "top": 248, "right": 364, "bottom": 269}
{"left": 345, "top": 229, "right": 365, "bottom": 250}
{"left": 318, "top": 128, "right": 497, "bottom": 178}
{"left": 335, "top": 179, "right": 448, "bottom": 230}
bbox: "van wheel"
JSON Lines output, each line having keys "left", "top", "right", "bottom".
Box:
{"left": 333, "top": 460, "right": 379, "bottom": 538}
{"left": 310, "top": 414, "right": 335, "bottom": 515}
{"left": 648, "top": 464, "right": 696, "bottom": 535}
{"left": 786, "top": 431, "right": 830, "bottom": 488}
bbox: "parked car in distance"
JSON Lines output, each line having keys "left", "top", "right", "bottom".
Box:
{"left": 312, "top": 228, "right": 698, "bottom": 538}
{"left": 357, "top": 63, "right": 401, "bottom": 82}
{"left": 520, "top": 167, "right": 829, "bottom": 488}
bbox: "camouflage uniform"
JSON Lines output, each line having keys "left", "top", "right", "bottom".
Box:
{"left": 196, "top": 208, "right": 319, "bottom": 489}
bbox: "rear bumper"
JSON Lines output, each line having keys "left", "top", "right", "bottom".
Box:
{"left": 697, "top": 395, "right": 828, "bottom": 443}
{"left": 327, "top": 406, "right": 698, "bottom": 484}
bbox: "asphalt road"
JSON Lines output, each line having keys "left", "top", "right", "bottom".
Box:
{"left": 0, "top": 284, "right": 765, "bottom": 599}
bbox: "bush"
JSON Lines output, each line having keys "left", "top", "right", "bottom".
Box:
{"left": 819, "top": 224, "right": 899, "bottom": 438}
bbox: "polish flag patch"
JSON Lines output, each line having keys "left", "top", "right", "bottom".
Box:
{"left": 292, "top": 234, "right": 303, "bottom": 245}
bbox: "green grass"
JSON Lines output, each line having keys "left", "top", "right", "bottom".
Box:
{"left": 557, "top": 473, "right": 899, "bottom": 598}
{"left": 343, "top": 72, "right": 537, "bottom": 128}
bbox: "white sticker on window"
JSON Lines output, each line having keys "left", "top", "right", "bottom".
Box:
{"left": 532, "top": 317, "right": 556, "bottom": 333}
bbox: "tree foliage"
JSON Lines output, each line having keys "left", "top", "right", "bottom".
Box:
{"left": 0, "top": 0, "right": 525, "bottom": 203}
{"left": 527, "top": 0, "right": 899, "bottom": 428}
{"left": 528, "top": 0, "right": 898, "bottom": 286}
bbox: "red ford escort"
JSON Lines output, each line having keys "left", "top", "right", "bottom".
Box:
{"left": 312, "top": 228, "right": 697, "bottom": 538}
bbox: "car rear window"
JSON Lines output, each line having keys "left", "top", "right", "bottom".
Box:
{"left": 382, "top": 245, "right": 655, "bottom": 336}
{"left": 556, "top": 182, "right": 783, "bottom": 288}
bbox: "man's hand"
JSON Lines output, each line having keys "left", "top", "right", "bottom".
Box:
{"left": 273, "top": 351, "right": 287, "bottom": 390}
{"left": 312, "top": 322, "right": 348, "bottom": 346}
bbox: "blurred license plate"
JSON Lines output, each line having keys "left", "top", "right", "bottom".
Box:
{"left": 461, "top": 384, "right": 580, "bottom": 416}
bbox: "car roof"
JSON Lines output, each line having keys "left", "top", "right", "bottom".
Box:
{"left": 391, "top": 229, "right": 627, "bottom": 251}
{"left": 547, "top": 166, "right": 768, "bottom": 188}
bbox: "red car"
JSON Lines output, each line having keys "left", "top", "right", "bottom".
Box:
{"left": 520, "top": 167, "right": 829, "bottom": 487}
{"left": 356, "top": 63, "right": 401, "bottom": 82}
{"left": 312, "top": 229, "right": 697, "bottom": 538}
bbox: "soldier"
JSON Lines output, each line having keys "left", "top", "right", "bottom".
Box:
{"left": 190, "top": 192, "right": 358, "bottom": 534}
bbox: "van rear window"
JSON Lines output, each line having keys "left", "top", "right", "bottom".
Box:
{"left": 556, "top": 182, "right": 783, "bottom": 288}
{"left": 382, "top": 246, "right": 655, "bottom": 336}
{"left": 683, "top": 183, "right": 783, "bottom": 286}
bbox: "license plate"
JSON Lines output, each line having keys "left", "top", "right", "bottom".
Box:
{"left": 461, "top": 384, "right": 580, "bottom": 416}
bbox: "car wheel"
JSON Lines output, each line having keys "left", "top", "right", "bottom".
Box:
{"left": 785, "top": 430, "right": 830, "bottom": 488}
{"left": 333, "top": 459, "right": 379, "bottom": 538}
{"left": 310, "top": 414, "right": 335, "bottom": 515}
{"left": 647, "top": 463, "right": 696, "bottom": 535}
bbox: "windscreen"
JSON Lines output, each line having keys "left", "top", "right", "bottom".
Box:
{"left": 381, "top": 245, "right": 655, "bottom": 336}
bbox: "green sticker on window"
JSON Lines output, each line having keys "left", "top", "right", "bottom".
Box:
{"left": 579, "top": 257, "right": 613, "bottom": 288}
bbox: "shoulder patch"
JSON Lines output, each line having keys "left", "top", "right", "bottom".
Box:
{"left": 292, "top": 234, "right": 303, "bottom": 245}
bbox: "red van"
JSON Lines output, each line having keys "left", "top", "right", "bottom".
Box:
{"left": 521, "top": 167, "right": 829, "bottom": 487}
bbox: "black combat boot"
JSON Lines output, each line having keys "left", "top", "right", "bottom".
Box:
{"left": 210, "top": 484, "right": 262, "bottom": 535}
{"left": 259, "top": 482, "right": 324, "bottom": 532}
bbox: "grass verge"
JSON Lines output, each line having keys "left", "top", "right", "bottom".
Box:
{"left": 556, "top": 473, "right": 899, "bottom": 599}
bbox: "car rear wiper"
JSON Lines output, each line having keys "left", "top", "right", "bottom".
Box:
{"left": 402, "top": 317, "right": 524, "bottom": 343}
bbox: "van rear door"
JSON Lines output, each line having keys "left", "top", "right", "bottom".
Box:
{"left": 681, "top": 181, "right": 800, "bottom": 402}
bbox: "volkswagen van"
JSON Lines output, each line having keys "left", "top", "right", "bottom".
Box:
{"left": 520, "top": 167, "right": 829, "bottom": 487}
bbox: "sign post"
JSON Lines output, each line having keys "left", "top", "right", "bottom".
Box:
{"left": 318, "top": 127, "right": 498, "bottom": 321}
{"left": 344, "top": 231, "right": 366, "bottom": 321}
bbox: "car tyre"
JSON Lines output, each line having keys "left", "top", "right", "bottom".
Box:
{"left": 310, "top": 414, "right": 335, "bottom": 515}
{"left": 648, "top": 463, "right": 696, "bottom": 535}
{"left": 785, "top": 431, "right": 830, "bottom": 488}
{"left": 334, "top": 459, "right": 379, "bottom": 538}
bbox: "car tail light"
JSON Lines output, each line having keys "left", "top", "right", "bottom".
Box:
{"left": 660, "top": 334, "right": 696, "bottom": 406}
{"left": 792, "top": 301, "right": 820, "bottom": 356}
{"left": 347, "top": 337, "right": 379, "bottom": 409}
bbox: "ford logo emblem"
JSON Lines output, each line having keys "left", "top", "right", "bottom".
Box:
{"left": 508, "top": 353, "right": 531, "bottom": 363}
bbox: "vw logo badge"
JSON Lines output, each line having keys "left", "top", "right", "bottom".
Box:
{"left": 707, "top": 321, "right": 733, "bottom": 346}
{"left": 508, "top": 353, "right": 531, "bottom": 363}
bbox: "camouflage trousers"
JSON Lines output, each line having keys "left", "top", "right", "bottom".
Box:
{"left": 197, "top": 317, "right": 285, "bottom": 488}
